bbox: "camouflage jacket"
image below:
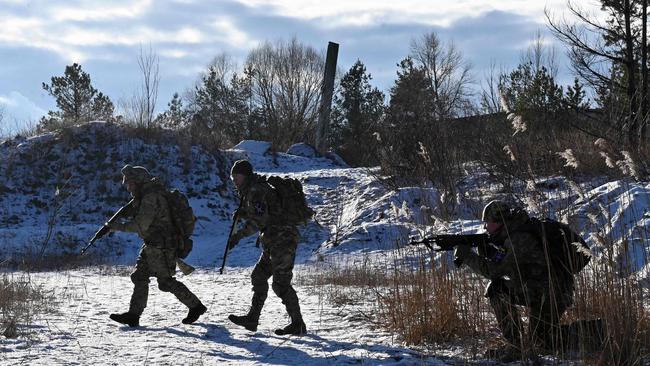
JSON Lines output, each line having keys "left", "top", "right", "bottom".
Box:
{"left": 236, "top": 174, "right": 289, "bottom": 240}
{"left": 463, "top": 209, "right": 574, "bottom": 300}
{"left": 111, "top": 178, "right": 175, "bottom": 247}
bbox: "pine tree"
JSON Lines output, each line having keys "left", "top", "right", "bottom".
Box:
{"left": 331, "top": 60, "right": 385, "bottom": 166}
{"left": 40, "top": 63, "right": 114, "bottom": 130}
{"left": 156, "top": 93, "right": 187, "bottom": 130}
{"left": 379, "top": 58, "right": 435, "bottom": 181}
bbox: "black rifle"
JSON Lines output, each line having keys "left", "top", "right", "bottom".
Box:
{"left": 81, "top": 199, "right": 134, "bottom": 255}
{"left": 409, "top": 233, "right": 492, "bottom": 266}
{"left": 220, "top": 197, "right": 244, "bottom": 274}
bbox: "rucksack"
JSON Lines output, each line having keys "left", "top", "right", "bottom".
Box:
{"left": 262, "top": 176, "right": 315, "bottom": 226}
{"left": 518, "top": 218, "right": 591, "bottom": 275}
{"left": 163, "top": 189, "right": 196, "bottom": 259}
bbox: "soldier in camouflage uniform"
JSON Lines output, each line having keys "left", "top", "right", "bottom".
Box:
{"left": 108, "top": 165, "right": 206, "bottom": 327}
{"left": 454, "top": 200, "right": 575, "bottom": 362}
{"left": 226, "top": 160, "right": 307, "bottom": 336}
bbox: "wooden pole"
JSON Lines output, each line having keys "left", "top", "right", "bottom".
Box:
{"left": 316, "top": 42, "right": 339, "bottom": 152}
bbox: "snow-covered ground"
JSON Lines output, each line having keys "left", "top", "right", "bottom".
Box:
{"left": 1, "top": 123, "right": 649, "bottom": 365}
{"left": 0, "top": 268, "right": 450, "bottom": 366}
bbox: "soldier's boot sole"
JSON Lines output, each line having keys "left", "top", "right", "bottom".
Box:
{"left": 275, "top": 320, "right": 307, "bottom": 336}
{"left": 228, "top": 314, "right": 258, "bottom": 332}
{"left": 110, "top": 312, "right": 140, "bottom": 327}
{"left": 182, "top": 304, "right": 207, "bottom": 324}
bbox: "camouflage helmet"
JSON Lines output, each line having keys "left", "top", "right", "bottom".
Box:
{"left": 121, "top": 164, "right": 151, "bottom": 184}
{"left": 230, "top": 159, "right": 253, "bottom": 177}
{"left": 481, "top": 200, "right": 512, "bottom": 223}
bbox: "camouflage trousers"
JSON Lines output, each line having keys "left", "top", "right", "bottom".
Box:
{"left": 128, "top": 244, "right": 201, "bottom": 315}
{"left": 248, "top": 227, "right": 302, "bottom": 321}
{"left": 487, "top": 279, "right": 573, "bottom": 351}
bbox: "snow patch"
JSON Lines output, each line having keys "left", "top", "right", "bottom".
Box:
{"left": 286, "top": 142, "right": 318, "bottom": 158}
{"left": 230, "top": 140, "right": 272, "bottom": 155}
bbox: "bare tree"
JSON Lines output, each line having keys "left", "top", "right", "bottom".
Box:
{"left": 409, "top": 32, "right": 474, "bottom": 120}
{"left": 245, "top": 37, "right": 325, "bottom": 149}
{"left": 121, "top": 45, "right": 160, "bottom": 129}
{"left": 523, "top": 30, "right": 560, "bottom": 79}
{"left": 138, "top": 45, "right": 160, "bottom": 128}
{"left": 480, "top": 61, "right": 506, "bottom": 114}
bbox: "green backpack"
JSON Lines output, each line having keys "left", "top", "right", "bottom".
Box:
{"left": 163, "top": 189, "right": 196, "bottom": 258}
{"left": 263, "top": 176, "right": 315, "bottom": 226}
{"left": 519, "top": 218, "right": 591, "bottom": 275}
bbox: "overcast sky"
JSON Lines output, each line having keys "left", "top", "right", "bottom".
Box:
{"left": 0, "top": 0, "right": 602, "bottom": 132}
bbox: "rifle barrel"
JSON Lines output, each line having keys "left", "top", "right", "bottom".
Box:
{"left": 220, "top": 197, "right": 243, "bottom": 274}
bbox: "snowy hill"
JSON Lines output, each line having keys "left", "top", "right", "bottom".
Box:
{"left": 1, "top": 122, "right": 650, "bottom": 365}
{"left": 1, "top": 121, "right": 649, "bottom": 277}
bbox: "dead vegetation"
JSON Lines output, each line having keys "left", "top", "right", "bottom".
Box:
{"left": 0, "top": 272, "right": 55, "bottom": 339}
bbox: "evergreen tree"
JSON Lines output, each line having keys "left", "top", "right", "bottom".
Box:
{"left": 379, "top": 58, "right": 435, "bottom": 181}
{"left": 500, "top": 61, "right": 563, "bottom": 116}
{"left": 91, "top": 92, "right": 115, "bottom": 122}
{"left": 564, "top": 77, "right": 590, "bottom": 111}
{"left": 193, "top": 66, "right": 250, "bottom": 146}
{"left": 331, "top": 60, "right": 385, "bottom": 166}
{"left": 40, "top": 63, "right": 114, "bottom": 130}
{"left": 156, "top": 93, "right": 188, "bottom": 130}
{"left": 548, "top": 0, "right": 649, "bottom": 145}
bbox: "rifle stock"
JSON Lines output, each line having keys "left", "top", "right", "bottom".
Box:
{"left": 220, "top": 197, "right": 244, "bottom": 274}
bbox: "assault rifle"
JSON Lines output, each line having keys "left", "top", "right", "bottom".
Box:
{"left": 81, "top": 199, "right": 195, "bottom": 275}
{"left": 409, "top": 233, "right": 492, "bottom": 266}
{"left": 220, "top": 197, "right": 244, "bottom": 274}
{"left": 81, "top": 199, "right": 135, "bottom": 255}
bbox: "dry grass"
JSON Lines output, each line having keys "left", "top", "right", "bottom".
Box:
{"left": 302, "top": 253, "right": 492, "bottom": 347}
{"left": 0, "top": 272, "right": 55, "bottom": 338}
{"left": 377, "top": 256, "right": 490, "bottom": 346}
{"left": 567, "top": 262, "right": 650, "bottom": 365}
{"left": 306, "top": 228, "right": 650, "bottom": 366}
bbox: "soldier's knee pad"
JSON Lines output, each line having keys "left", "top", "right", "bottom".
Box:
{"left": 157, "top": 278, "right": 176, "bottom": 292}
{"left": 271, "top": 281, "right": 293, "bottom": 297}
{"left": 252, "top": 282, "right": 268, "bottom": 294}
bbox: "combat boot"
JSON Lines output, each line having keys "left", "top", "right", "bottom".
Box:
{"left": 109, "top": 312, "right": 140, "bottom": 327}
{"left": 228, "top": 313, "right": 259, "bottom": 331}
{"left": 182, "top": 303, "right": 207, "bottom": 324}
{"left": 275, "top": 317, "right": 307, "bottom": 336}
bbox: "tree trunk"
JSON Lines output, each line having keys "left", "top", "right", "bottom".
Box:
{"left": 641, "top": 0, "right": 648, "bottom": 144}
{"left": 316, "top": 42, "right": 339, "bottom": 152}
{"left": 624, "top": 0, "right": 638, "bottom": 146}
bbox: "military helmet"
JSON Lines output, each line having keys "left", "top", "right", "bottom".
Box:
{"left": 231, "top": 159, "right": 253, "bottom": 177}
{"left": 121, "top": 164, "right": 152, "bottom": 184}
{"left": 481, "top": 200, "right": 512, "bottom": 223}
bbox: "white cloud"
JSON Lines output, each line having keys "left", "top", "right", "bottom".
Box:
{"left": 0, "top": 91, "right": 47, "bottom": 131}
{"left": 159, "top": 48, "right": 190, "bottom": 59}
{"left": 235, "top": 0, "right": 592, "bottom": 26}
{"left": 210, "top": 17, "right": 257, "bottom": 49}
{"left": 50, "top": 0, "right": 153, "bottom": 21}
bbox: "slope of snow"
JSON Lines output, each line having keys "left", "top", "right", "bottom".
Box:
{"left": 1, "top": 123, "right": 649, "bottom": 365}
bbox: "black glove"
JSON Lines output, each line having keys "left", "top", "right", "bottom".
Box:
{"left": 453, "top": 244, "right": 473, "bottom": 267}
